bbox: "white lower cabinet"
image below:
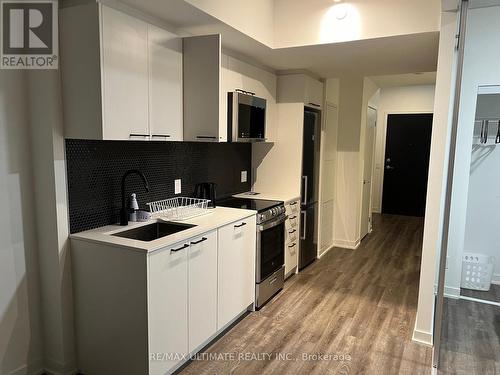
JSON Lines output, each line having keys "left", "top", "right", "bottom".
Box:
{"left": 217, "top": 216, "right": 256, "bottom": 329}
{"left": 148, "top": 219, "right": 255, "bottom": 374}
{"left": 72, "top": 214, "right": 256, "bottom": 375}
{"left": 285, "top": 200, "right": 300, "bottom": 277}
{"left": 148, "top": 240, "right": 189, "bottom": 375}
{"left": 188, "top": 231, "right": 217, "bottom": 353}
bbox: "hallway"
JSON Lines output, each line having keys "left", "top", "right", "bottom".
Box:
{"left": 180, "top": 215, "right": 432, "bottom": 374}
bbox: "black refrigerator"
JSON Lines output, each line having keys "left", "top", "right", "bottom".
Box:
{"left": 299, "top": 109, "right": 320, "bottom": 270}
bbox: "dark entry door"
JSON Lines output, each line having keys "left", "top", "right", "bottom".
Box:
{"left": 382, "top": 113, "right": 433, "bottom": 217}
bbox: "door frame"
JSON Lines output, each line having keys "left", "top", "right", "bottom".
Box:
{"left": 317, "top": 101, "right": 338, "bottom": 258}
{"left": 359, "top": 105, "right": 378, "bottom": 240}
{"left": 376, "top": 110, "right": 434, "bottom": 215}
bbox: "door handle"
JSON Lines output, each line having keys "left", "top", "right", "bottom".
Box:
{"left": 300, "top": 211, "right": 306, "bottom": 240}
{"left": 129, "top": 133, "right": 150, "bottom": 140}
{"left": 301, "top": 176, "right": 308, "bottom": 205}
{"left": 171, "top": 244, "right": 189, "bottom": 253}
{"left": 190, "top": 237, "right": 207, "bottom": 245}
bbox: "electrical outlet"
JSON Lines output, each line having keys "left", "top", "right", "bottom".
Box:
{"left": 241, "top": 170, "right": 247, "bottom": 183}
{"left": 174, "top": 179, "right": 181, "bottom": 195}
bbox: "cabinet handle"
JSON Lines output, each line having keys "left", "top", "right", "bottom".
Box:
{"left": 152, "top": 134, "right": 171, "bottom": 139}
{"left": 234, "top": 222, "right": 247, "bottom": 228}
{"left": 129, "top": 133, "right": 150, "bottom": 139}
{"left": 288, "top": 229, "right": 296, "bottom": 234}
{"left": 190, "top": 237, "right": 207, "bottom": 245}
{"left": 171, "top": 244, "right": 189, "bottom": 252}
{"left": 290, "top": 201, "right": 298, "bottom": 206}
{"left": 289, "top": 215, "right": 297, "bottom": 220}
{"left": 288, "top": 243, "right": 296, "bottom": 248}
{"left": 308, "top": 102, "right": 321, "bottom": 108}
{"left": 196, "top": 135, "right": 217, "bottom": 140}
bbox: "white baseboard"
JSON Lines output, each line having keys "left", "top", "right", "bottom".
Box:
{"left": 491, "top": 273, "right": 500, "bottom": 285}
{"left": 43, "top": 358, "right": 77, "bottom": 375}
{"left": 412, "top": 326, "right": 433, "bottom": 347}
{"left": 332, "top": 238, "right": 360, "bottom": 250}
{"left": 317, "top": 244, "right": 335, "bottom": 258}
{"left": 372, "top": 208, "right": 381, "bottom": 214}
{"left": 7, "top": 360, "right": 44, "bottom": 375}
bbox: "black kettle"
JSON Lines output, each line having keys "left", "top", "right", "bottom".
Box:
{"left": 194, "top": 182, "right": 217, "bottom": 208}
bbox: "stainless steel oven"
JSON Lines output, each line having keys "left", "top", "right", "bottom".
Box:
{"left": 255, "top": 209, "right": 286, "bottom": 309}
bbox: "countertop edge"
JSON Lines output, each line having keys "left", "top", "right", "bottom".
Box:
{"left": 70, "top": 207, "right": 257, "bottom": 253}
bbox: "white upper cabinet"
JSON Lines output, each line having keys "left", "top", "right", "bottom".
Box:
{"left": 61, "top": 3, "right": 183, "bottom": 141}
{"left": 101, "top": 6, "right": 149, "bottom": 140}
{"left": 183, "top": 34, "right": 224, "bottom": 142}
{"left": 277, "top": 73, "right": 324, "bottom": 109}
{"left": 148, "top": 24, "right": 183, "bottom": 141}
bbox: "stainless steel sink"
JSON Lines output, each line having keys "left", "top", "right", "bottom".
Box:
{"left": 112, "top": 222, "right": 196, "bottom": 242}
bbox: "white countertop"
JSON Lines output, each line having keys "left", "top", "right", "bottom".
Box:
{"left": 70, "top": 206, "right": 256, "bottom": 253}
{"left": 233, "top": 191, "right": 301, "bottom": 204}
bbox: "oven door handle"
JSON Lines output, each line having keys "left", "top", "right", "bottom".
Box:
{"left": 258, "top": 214, "right": 287, "bottom": 231}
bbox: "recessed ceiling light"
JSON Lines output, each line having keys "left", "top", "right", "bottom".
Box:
{"left": 334, "top": 0, "right": 342, "bottom": 2}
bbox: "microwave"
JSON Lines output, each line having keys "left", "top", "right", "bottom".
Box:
{"left": 228, "top": 91, "right": 267, "bottom": 142}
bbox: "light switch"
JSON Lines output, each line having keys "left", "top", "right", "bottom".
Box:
{"left": 174, "top": 179, "right": 181, "bottom": 194}
{"left": 241, "top": 170, "right": 247, "bottom": 183}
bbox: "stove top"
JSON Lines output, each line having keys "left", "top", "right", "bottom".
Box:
{"left": 216, "top": 197, "right": 283, "bottom": 213}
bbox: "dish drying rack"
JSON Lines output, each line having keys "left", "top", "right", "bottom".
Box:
{"left": 147, "top": 197, "right": 210, "bottom": 221}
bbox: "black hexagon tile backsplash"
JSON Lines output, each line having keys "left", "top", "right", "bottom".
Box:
{"left": 66, "top": 139, "right": 252, "bottom": 233}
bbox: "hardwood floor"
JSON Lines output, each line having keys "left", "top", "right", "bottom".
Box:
{"left": 179, "top": 214, "right": 432, "bottom": 375}
{"left": 461, "top": 284, "right": 500, "bottom": 304}
{"left": 438, "top": 298, "right": 500, "bottom": 374}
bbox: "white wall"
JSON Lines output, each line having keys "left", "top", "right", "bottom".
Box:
{"left": 464, "top": 114, "right": 500, "bottom": 283}
{"left": 444, "top": 5, "right": 500, "bottom": 296}
{"left": 273, "top": 0, "right": 440, "bottom": 47}
{"left": 0, "top": 71, "right": 44, "bottom": 374}
{"left": 414, "top": 11, "right": 459, "bottom": 346}
{"left": 184, "top": 0, "right": 275, "bottom": 46}
{"left": 372, "top": 85, "right": 436, "bottom": 213}
{"left": 27, "top": 70, "right": 76, "bottom": 374}
{"left": 332, "top": 76, "right": 365, "bottom": 248}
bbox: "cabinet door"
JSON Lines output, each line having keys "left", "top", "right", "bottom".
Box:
{"left": 305, "top": 77, "right": 323, "bottom": 109}
{"left": 217, "top": 216, "right": 256, "bottom": 329}
{"left": 148, "top": 241, "right": 189, "bottom": 374}
{"left": 183, "top": 34, "right": 222, "bottom": 142}
{"left": 188, "top": 231, "right": 217, "bottom": 353}
{"left": 100, "top": 5, "right": 149, "bottom": 140}
{"left": 148, "top": 24, "right": 183, "bottom": 141}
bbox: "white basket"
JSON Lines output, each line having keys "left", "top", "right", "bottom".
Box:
{"left": 147, "top": 197, "right": 210, "bottom": 221}
{"left": 460, "top": 253, "right": 495, "bottom": 291}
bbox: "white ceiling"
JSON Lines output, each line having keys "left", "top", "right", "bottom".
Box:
{"left": 370, "top": 72, "right": 437, "bottom": 88}
{"left": 116, "top": 0, "right": 439, "bottom": 78}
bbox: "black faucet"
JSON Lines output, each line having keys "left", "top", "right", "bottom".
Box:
{"left": 120, "top": 169, "right": 150, "bottom": 226}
